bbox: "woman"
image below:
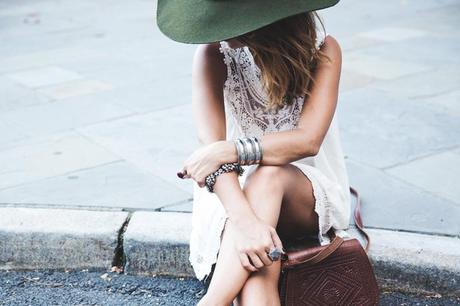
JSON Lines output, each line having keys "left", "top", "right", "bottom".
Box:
{"left": 157, "top": 0, "right": 351, "bottom": 305}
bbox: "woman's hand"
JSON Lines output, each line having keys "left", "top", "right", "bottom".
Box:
{"left": 227, "top": 212, "right": 285, "bottom": 272}
{"left": 178, "top": 141, "right": 234, "bottom": 188}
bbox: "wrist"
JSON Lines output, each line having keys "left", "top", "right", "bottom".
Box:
{"left": 226, "top": 201, "right": 257, "bottom": 224}
{"left": 214, "top": 140, "right": 238, "bottom": 164}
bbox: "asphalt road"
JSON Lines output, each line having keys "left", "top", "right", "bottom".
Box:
{"left": 0, "top": 270, "right": 459, "bottom": 306}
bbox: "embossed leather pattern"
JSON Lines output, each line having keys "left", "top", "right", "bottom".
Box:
{"left": 278, "top": 187, "right": 379, "bottom": 306}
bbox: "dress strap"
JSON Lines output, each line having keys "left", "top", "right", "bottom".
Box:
{"left": 218, "top": 41, "right": 241, "bottom": 90}
{"left": 218, "top": 41, "right": 235, "bottom": 65}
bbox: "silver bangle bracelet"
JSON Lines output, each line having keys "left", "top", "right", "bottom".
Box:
{"left": 249, "top": 137, "right": 259, "bottom": 164}
{"left": 253, "top": 137, "right": 263, "bottom": 163}
{"left": 233, "top": 139, "right": 242, "bottom": 163}
{"left": 242, "top": 137, "right": 256, "bottom": 165}
{"left": 248, "top": 137, "right": 257, "bottom": 165}
{"left": 234, "top": 136, "right": 263, "bottom": 165}
{"left": 236, "top": 138, "right": 247, "bottom": 164}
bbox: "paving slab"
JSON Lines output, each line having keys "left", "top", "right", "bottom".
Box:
{"left": 321, "top": 0, "right": 459, "bottom": 40}
{"left": 454, "top": 148, "right": 460, "bottom": 156}
{"left": 0, "top": 207, "right": 128, "bottom": 270}
{"left": 340, "top": 69, "right": 377, "bottom": 92}
{"left": 338, "top": 87, "right": 460, "bottom": 168}
{"left": 420, "top": 89, "right": 460, "bottom": 118}
{"left": 346, "top": 159, "right": 460, "bottom": 236}
{"left": 6, "top": 66, "right": 85, "bottom": 88}
{"left": 0, "top": 161, "right": 190, "bottom": 210}
{"left": 343, "top": 53, "right": 433, "bottom": 80}
{"left": 0, "top": 119, "right": 29, "bottom": 150}
{"left": 385, "top": 151, "right": 460, "bottom": 206}
{"left": 369, "top": 65, "right": 460, "bottom": 100}
{"left": 36, "top": 79, "right": 113, "bottom": 100}
{"left": 0, "top": 76, "right": 50, "bottom": 112}
{"left": 0, "top": 131, "right": 121, "bottom": 190}
{"left": 356, "top": 27, "right": 428, "bottom": 42}
{"left": 0, "top": 95, "right": 135, "bottom": 141}
{"left": 395, "top": 3, "right": 460, "bottom": 35}
{"left": 77, "top": 103, "right": 199, "bottom": 194}
{"left": 0, "top": 46, "right": 108, "bottom": 74}
{"left": 160, "top": 201, "right": 193, "bottom": 213}
{"left": 336, "top": 34, "right": 383, "bottom": 53}
{"left": 73, "top": 74, "right": 193, "bottom": 114}
{"left": 346, "top": 33, "right": 460, "bottom": 68}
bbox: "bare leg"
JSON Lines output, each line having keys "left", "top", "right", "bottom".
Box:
{"left": 198, "top": 164, "right": 318, "bottom": 306}
{"left": 234, "top": 165, "right": 319, "bottom": 306}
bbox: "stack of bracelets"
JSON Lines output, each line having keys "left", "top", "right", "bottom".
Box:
{"left": 205, "top": 136, "right": 263, "bottom": 193}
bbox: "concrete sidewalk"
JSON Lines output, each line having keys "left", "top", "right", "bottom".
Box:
{"left": 1, "top": 0, "right": 459, "bottom": 297}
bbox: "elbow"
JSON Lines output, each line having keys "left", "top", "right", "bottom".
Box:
{"left": 304, "top": 138, "right": 321, "bottom": 157}
{"left": 296, "top": 130, "right": 321, "bottom": 158}
{"left": 308, "top": 144, "right": 320, "bottom": 157}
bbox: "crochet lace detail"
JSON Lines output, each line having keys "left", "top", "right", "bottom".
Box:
{"left": 218, "top": 41, "right": 305, "bottom": 138}
{"left": 217, "top": 31, "right": 327, "bottom": 138}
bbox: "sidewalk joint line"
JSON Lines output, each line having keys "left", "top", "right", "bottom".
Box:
{"left": 112, "top": 212, "right": 133, "bottom": 272}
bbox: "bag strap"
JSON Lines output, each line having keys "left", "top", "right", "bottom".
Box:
{"left": 286, "top": 232, "right": 344, "bottom": 266}
{"left": 350, "top": 185, "right": 371, "bottom": 253}
{"left": 281, "top": 186, "right": 370, "bottom": 265}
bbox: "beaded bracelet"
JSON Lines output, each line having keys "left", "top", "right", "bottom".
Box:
{"left": 205, "top": 162, "right": 245, "bottom": 193}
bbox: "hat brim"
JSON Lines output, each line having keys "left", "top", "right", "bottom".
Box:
{"left": 157, "top": 0, "right": 339, "bottom": 44}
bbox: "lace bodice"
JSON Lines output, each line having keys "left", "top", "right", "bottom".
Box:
{"left": 218, "top": 31, "right": 327, "bottom": 138}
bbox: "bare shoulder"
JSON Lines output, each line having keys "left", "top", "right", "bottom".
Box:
{"left": 193, "top": 43, "right": 227, "bottom": 86}
{"left": 194, "top": 42, "right": 221, "bottom": 61}
{"left": 319, "top": 34, "right": 342, "bottom": 66}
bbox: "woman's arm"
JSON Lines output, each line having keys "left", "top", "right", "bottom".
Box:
{"left": 190, "top": 43, "right": 285, "bottom": 272}
{"left": 190, "top": 43, "right": 258, "bottom": 222}
{"left": 215, "top": 35, "right": 343, "bottom": 166}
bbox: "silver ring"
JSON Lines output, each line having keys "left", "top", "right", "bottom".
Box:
{"left": 267, "top": 246, "right": 282, "bottom": 261}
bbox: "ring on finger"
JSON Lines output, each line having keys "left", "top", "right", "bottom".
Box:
{"left": 267, "top": 246, "right": 282, "bottom": 261}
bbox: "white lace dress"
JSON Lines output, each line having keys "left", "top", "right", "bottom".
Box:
{"left": 189, "top": 29, "right": 352, "bottom": 282}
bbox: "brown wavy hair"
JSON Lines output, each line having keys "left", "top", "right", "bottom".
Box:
{"left": 234, "top": 11, "right": 332, "bottom": 112}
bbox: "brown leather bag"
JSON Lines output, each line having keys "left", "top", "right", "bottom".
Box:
{"left": 278, "top": 186, "right": 380, "bottom": 306}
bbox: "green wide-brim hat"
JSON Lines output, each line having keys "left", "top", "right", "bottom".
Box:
{"left": 156, "top": 0, "right": 340, "bottom": 44}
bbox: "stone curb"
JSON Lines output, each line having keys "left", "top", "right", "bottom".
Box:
{"left": 123, "top": 211, "right": 460, "bottom": 296}
{"left": 1, "top": 208, "right": 459, "bottom": 296}
{"left": 352, "top": 228, "right": 460, "bottom": 296}
{"left": 123, "top": 211, "right": 194, "bottom": 277}
{"left": 0, "top": 207, "right": 129, "bottom": 271}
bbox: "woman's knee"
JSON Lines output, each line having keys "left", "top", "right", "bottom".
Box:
{"left": 252, "top": 164, "right": 285, "bottom": 178}
{"left": 243, "top": 165, "right": 286, "bottom": 192}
